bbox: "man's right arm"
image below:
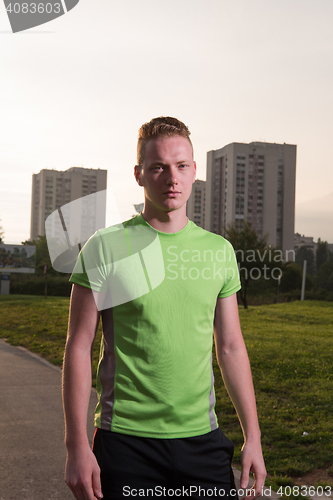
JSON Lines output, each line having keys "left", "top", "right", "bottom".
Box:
{"left": 62, "top": 283, "right": 103, "bottom": 500}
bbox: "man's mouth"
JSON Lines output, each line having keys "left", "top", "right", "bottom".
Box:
{"left": 164, "top": 191, "right": 181, "bottom": 196}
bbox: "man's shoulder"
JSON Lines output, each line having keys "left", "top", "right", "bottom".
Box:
{"left": 188, "top": 222, "right": 234, "bottom": 250}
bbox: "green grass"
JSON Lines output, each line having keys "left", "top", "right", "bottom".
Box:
{"left": 213, "top": 301, "right": 333, "bottom": 477}
{"left": 0, "top": 296, "right": 332, "bottom": 479}
{"left": 0, "top": 295, "right": 102, "bottom": 379}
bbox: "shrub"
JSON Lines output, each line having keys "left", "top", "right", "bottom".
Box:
{"left": 10, "top": 274, "right": 71, "bottom": 297}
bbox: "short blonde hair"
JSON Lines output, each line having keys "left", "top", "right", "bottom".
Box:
{"left": 137, "top": 116, "right": 192, "bottom": 167}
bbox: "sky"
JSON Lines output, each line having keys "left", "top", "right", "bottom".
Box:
{"left": 1, "top": 0, "right": 333, "bottom": 245}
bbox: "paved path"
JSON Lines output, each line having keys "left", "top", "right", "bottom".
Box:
{"left": 0, "top": 338, "right": 281, "bottom": 500}
{"left": 0, "top": 338, "right": 97, "bottom": 500}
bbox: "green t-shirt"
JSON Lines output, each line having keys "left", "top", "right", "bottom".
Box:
{"left": 70, "top": 214, "right": 241, "bottom": 438}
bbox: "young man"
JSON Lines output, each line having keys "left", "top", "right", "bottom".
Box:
{"left": 63, "top": 117, "right": 266, "bottom": 500}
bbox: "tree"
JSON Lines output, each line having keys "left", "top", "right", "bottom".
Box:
{"left": 316, "top": 261, "right": 333, "bottom": 291}
{"left": 295, "top": 245, "right": 315, "bottom": 276}
{"left": 279, "top": 262, "right": 313, "bottom": 294}
{"left": 224, "top": 220, "right": 270, "bottom": 309}
{"left": 316, "top": 239, "right": 330, "bottom": 271}
{"left": 0, "top": 216, "right": 4, "bottom": 243}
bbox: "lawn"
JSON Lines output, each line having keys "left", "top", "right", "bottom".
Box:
{"left": 0, "top": 294, "right": 102, "bottom": 379}
{"left": 213, "top": 301, "right": 333, "bottom": 479}
{"left": 0, "top": 295, "right": 332, "bottom": 481}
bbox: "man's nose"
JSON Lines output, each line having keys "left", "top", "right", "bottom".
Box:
{"left": 166, "top": 166, "right": 178, "bottom": 185}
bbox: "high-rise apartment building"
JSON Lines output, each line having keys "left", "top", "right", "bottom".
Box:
{"left": 30, "top": 167, "right": 107, "bottom": 241}
{"left": 186, "top": 179, "right": 206, "bottom": 229}
{"left": 205, "top": 142, "right": 296, "bottom": 254}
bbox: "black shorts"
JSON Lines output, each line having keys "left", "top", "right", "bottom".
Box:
{"left": 92, "top": 428, "right": 238, "bottom": 500}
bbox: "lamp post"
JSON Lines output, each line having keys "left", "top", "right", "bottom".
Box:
{"left": 301, "top": 260, "right": 307, "bottom": 301}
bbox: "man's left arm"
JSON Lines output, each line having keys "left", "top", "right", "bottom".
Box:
{"left": 213, "top": 293, "right": 266, "bottom": 498}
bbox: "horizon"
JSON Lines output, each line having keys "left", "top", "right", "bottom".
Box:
{"left": 1, "top": 164, "right": 333, "bottom": 246}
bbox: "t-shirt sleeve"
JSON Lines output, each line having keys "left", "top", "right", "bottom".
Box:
{"left": 217, "top": 239, "right": 241, "bottom": 298}
{"left": 69, "top": 230, "right": 108, "bottom": 292}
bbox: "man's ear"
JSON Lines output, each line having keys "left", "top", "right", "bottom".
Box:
{"left": 192, "top": 161, "right": 197, "bottom": 184}
{"left": 134, "top": 165, "right": 143, "bottom": 186}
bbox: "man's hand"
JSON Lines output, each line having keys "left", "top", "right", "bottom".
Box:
{"left": 65, "top": 445, "right": 103, "bottom": 500}
{"left": 240, "top": 440, "right": 267, "bottom": 499}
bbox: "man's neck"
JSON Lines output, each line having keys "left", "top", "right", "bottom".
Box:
{"left": 141, "top": 206, "right": 188, "bottom": 233}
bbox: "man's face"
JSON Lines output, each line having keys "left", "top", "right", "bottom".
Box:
{"left": 134, "top": 135, "right": 196, "bottom": 215}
